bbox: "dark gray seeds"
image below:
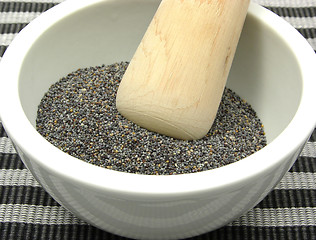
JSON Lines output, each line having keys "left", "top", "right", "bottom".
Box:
{"left": 36, "top": 62, "right": 266, "bottom": 175}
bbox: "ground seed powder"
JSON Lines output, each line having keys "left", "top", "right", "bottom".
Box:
{"left": 36, "top": 62, "right": 266, "bottom": 175}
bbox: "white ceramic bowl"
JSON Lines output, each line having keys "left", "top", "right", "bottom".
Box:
{"left": 0, "top": 0, "right": 315, "bottom": 239}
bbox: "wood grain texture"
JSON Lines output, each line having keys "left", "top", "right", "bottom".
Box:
{"left": 116, "top": 0, "right": 250, "bottom": 140}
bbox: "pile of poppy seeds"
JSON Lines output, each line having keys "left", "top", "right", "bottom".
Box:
{"left": 36, "top": 62, "right": 266, "bottom": 175}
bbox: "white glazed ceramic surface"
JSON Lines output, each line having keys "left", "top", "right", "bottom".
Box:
{"left": 0, "top": 0, "right": 315, "bottom": 239}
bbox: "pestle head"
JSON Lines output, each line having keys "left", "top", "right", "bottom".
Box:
{"left": 116, "top": 0, "right": 250, "bottom": 140}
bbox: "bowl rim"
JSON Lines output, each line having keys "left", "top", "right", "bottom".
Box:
{"left": 0, "top": 0, "right": 315, "bottom": 196}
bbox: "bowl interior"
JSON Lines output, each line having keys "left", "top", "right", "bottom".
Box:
{"left": 18, "top": 0, "right": 302, "bottom": 145}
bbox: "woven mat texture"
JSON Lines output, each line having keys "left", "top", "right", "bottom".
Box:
{"left": 0, "top": 0, "right": 316, "bottom": 239}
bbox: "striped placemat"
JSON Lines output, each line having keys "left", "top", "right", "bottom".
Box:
{"left": 1, "top": 0, "right": 315, "bottom": 239}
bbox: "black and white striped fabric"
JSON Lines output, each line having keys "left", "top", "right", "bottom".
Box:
{"left": 0, "top": 0, "right": 315, "bottom": 239}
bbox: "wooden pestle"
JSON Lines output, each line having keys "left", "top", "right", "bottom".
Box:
{"left": 116, "top": 0, "right": 250, "bottom": 140}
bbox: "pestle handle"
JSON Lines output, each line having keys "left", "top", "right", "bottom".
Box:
{"left": 116, "top": 0, "right": 250, "bottom": 140}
